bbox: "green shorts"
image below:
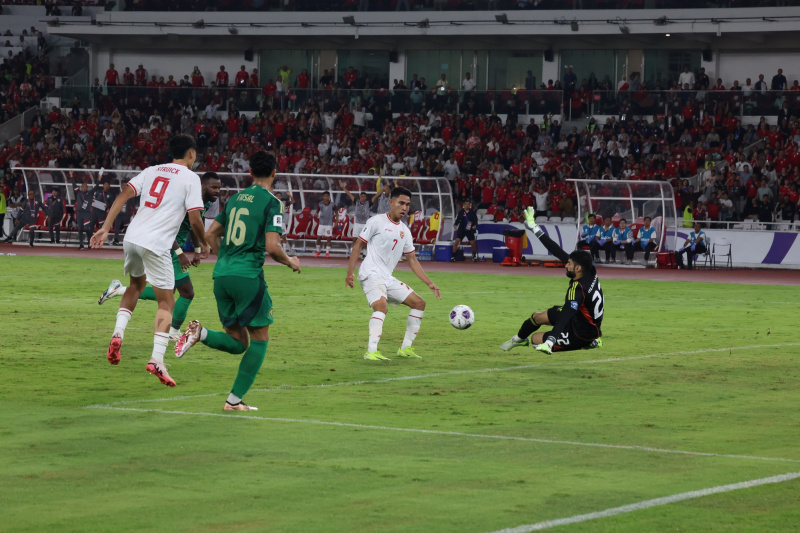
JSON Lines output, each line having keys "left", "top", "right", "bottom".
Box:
{"left": 213, "top": 273, "right": 273, "bottom": 329}
{"left": 171, "top": 252, "right": 191, "bottom": 287}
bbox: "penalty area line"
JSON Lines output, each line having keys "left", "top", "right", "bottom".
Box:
{"left": 84, "top": 405, "right": 800, "bottom": 464}
{"left": 487, "top": 470, "right": 800, "bottom": 533}
{"left": 87, "top": 342, "right": 800, "bottom": 408}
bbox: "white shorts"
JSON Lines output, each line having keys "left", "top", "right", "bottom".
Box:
{"left": 359, "top": 275, "right": 414, "bottom": 306}
{"left": 123, "top": 240, "right": 174, "bottom": 290}
{"left": 317, "top": 224, "right": 333, "bottom": 237}
{"left": 352, "top": 222, "right": 365, "bottom": 239}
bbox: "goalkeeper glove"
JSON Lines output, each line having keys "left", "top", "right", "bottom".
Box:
{"left": 523, "top": 207, "right": 544, "bottom": 238}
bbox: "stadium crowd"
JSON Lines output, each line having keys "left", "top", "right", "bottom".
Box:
{"left": 2, "top": 61, "right": 800, "bottom": 243}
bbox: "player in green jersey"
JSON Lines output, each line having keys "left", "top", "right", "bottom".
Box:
{"left": 176, "top": 151, "right": 301, "bottom": 411}
{"left": 98, "top": 172, "right": 222, "bottom": 340}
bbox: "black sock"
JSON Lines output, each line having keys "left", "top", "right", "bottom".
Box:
{"left": 517, "top": 317, "right": 540, "bottom": 339}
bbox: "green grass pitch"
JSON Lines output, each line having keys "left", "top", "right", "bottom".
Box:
{"left": 1, "top": 255, "right": 799, "bottom": 532}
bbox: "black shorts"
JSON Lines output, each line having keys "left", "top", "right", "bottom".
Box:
{"left": 545, "top": 305, "right": 595, "bottom": 351}
{"left": 456, "top": 229, "right": 476, "bottom": 241}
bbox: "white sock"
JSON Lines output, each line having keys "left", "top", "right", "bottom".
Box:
{"left": 227, "top": 393, "right": 242, "bottom": 405}
{"left": 368, "top": 311, "right": 385, "bottom": 352}
{"left": 114, "top": 308, "right": 132, "bottom": 339}
{"left": 117, "top": 286, "right": 127, "bottom": 296}
{"left": 200, "top": 327, "right": 208, "bottom": 341}
{"left": 325, "top": 246, "right": 331, "bottom": 254}
{"left": 316, "top": 244, "right": 321, "bottom": 252}
{"left": 151, "top": 332, "right": 170, "bottom": 364}
{"left": 401, "top": 310, "right": 424, "bottom": 349}
{"left": 512, "top": 334, "right": 524, "bottom": 342}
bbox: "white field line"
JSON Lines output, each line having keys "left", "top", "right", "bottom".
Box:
{"left": 17, "top": 294, "right": 798, "bottom": 304}
{"left": 488, "top": 470, "right": 800, "bottom": 533}
{"left": 84, "top": 406, "right": 800, "bottom": 464}
{"left": 87, "top": 342, "right": 800, "bottom": 409}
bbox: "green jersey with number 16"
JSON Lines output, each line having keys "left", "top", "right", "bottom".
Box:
{"left": 213, "top": 185, "right": 284, "bottom": 279}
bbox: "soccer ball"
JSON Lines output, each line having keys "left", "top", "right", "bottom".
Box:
{"left": 449, "top": 305, "right": 475, "bottom": 330}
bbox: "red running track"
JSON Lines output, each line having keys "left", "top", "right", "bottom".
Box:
{"left": 2, "top": 242, "right": 799, "bottom": 286}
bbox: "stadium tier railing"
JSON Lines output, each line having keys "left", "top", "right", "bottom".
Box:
{"left": 569, "top": 178, "right": 679, "bottom": 260}
{"left": 54, "top": 86, "right": 564, "bottom": 117}
{"left": 15, "top": 167, "right": 455, "bottom": 253}
{"left": 589, "top": 89, "right": 800, "bottom": 119}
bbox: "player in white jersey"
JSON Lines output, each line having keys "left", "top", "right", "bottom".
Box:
{"left": 90, "top": 134, "right": 210, "bottom": 387}
{"left": 345, "top": 186, "right": 441, "bottom": 361}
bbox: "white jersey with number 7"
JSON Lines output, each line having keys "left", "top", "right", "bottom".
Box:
{"left": 124, "top": 162, "right": 204, "bottom": 254}
{"left": 357, "top": 213, "right": 415, "bottom": 281}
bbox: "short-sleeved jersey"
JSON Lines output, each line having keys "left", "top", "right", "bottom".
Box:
{"left": 357, "top": 213, "right": 415, "bottom": 281}
{"left": 125, "top": 163, "right": 204, "bottom": 254}
{"left": 213, "top": 184, "right": 283, "bottom": 279}
{"left": 175, "top": 200, "right": 211, "bottom": 248}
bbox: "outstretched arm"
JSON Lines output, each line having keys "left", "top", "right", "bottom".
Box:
{"left": 523, "top": 207, "right": 569, "bottom": 262}
{"left": 407, "top": 252, "right": 441, "bottom": 300}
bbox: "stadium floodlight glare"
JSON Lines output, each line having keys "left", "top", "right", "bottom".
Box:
{"left": 571, "top": 19, "right": 579, "bottom": 31}
{"left": 343, "top": 15, "right": 356, "bottom": 26}
{"left": 227, "top": 26, "right": 238, "bottom": 35}
{"left": 193, "top": 19, "right": 205, "bottom": 29}
{"left": 417, "top": 18, "right": 429, "bottom": 29}
{"left": 495, "top": 13, "right": 509, "bottom": 24}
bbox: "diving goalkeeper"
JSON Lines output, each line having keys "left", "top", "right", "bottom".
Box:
{"left": 500, "top": 207, "right": 604, "bottom": 354}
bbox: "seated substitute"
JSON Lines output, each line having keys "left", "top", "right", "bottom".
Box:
{"left": 501, "top": 207, "right": 603, "bottom": 354}
{"left": 635, "top": 216, "right": 658, "bottom": 261}
{"left": 612, "top": 218, "right": 634, "bottom": 264}
{"left": 675, "top": 222, "right": 707, "bottom": 270}
{"left": 451, "top": 199, "right": 478, "bottom": 262}
{"left": 597, "top": 217, "right": 615, "bottom": 264}
{"left": 577, "top": 213, "right": 601, "bottom": 262}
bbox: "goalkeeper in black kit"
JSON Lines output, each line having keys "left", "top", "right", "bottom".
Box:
{"left": 500, "top": 207, "right": 604, "bottom": 354}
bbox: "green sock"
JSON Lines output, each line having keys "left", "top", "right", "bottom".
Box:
{"left": 231, "top": 340, "right": 268, "bottom": 399}
{"left": 171, "top": 297, "right": 192, "bottom": 330}
{"left": 201, "top": 329, "right": 246, "bottom": 354}
{"left": 139, "top": 286, "right": 156, "bottom": 301}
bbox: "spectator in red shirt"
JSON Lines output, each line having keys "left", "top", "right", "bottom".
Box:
{"left": 233, "top": 65, "right": 248, "bottom": 88}
{"left": 191, "top": 66, "right": 204, "bottom": 87}
{"left": 135, "top": 64, "right": 147, "bottom": 86}
{"left": 216, "top": 65, "right": 229, "bottom": 88}
{"left": 122, "top": 67, "right": 134, "bottom": 86}
{"left": 105, "top": 64, "right": 119, "bottom": 86}
{"left": 344, "top": 66, "right": 357, "bottom": 89}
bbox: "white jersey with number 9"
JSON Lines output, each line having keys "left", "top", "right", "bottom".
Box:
{"left": 124, "top": 163, "right": 204, "bottom": 254}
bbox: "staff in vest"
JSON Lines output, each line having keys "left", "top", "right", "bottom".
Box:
{"left": 675, "top": 222, "right": 707, "bottom": 270}
{"left": 4, "top": 190, "right": 43, "bottom": 246}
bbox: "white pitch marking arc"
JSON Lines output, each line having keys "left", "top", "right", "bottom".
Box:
{"left": 487, "top": 470, "right": 800, "bottom": 533}
{"left": 84, "top": 406, "right": 800, "bottom": 464}
{"left": 87, "top": 342, "right": 800, "bottom": 408}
